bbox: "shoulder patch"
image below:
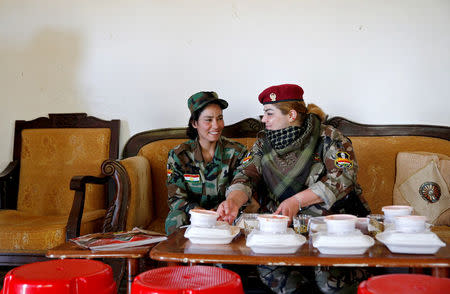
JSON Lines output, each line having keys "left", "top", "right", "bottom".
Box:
{"left": 334, "top": 151, "right": 353, "bottom": 169}
{"left": 184, "top": 174, "right": 200, "bottom": 182}
{"left": 241, "top": 152, "right": 252, "bottom": 166}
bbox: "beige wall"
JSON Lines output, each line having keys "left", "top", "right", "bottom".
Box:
{"left": 1, "top": 0, "right": 449, "bottom": 170}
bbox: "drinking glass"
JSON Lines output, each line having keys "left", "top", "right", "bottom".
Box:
{"left": 368, "top": 214, "right": 384, "bottom": 237}
{"left": 293, "top": 214, "right": 311, "bottom": 235}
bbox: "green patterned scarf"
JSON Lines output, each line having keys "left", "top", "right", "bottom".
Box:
{"left": 261, "top": 114, "right": 321, "bottom": 203}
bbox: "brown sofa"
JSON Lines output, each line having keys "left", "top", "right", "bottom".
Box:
{"left": 116, "top": 117, "right": 450, "bottom": 234}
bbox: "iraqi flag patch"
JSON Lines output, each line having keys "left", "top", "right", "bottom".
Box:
{"left": 184, "top": 174, "right": 200, "bottom": 182}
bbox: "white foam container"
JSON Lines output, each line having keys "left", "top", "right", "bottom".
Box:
{"left": 394, "top": 215, "right": 427, "bottom": 233}
{"left": 184, "top": 222, "right": 240, "bottom": 244}
{"left": 189, "top": 209, "right": 219, "bottom": 228}
{"left": 324, "top": 214, "right": 357, "bottom": 234}
{"left": 382, "top": 205, "right": 413, "bottom": 224}
{"left": 312, "top": 230, "right": 375, "bottom": 255}
{"left": 376, "top": 231, "right": 445, "bottom": 254}
{"left": 257, "top": 214, "right": 289, "bottom": 233}
{"left": 246, "top": 228, "right": 306, "bottom": 254}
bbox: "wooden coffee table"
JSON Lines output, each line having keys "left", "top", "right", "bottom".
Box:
{"left": 150, "top": 228, "right": 449, "bottom": 278}
{"left": 47, "top": 242, "right": 156, "bottom": 294}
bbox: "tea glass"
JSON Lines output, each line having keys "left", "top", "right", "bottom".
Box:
{"left": 293, "top": 214, "right": 311, "bottom": 235}
{"left": 367, "top": 214, "right": 384, "bottom": 237}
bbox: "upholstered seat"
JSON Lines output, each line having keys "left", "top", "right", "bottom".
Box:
{"left": 0, "top": 113, "right": 120, "bottom": 265}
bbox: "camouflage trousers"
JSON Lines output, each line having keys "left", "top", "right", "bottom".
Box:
{"left": 257, "top": 265, "right": 372, "bottom": 294}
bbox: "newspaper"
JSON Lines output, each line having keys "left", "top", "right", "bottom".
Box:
{"left": 70, "top": 227, "right": 167, "bottom": 251}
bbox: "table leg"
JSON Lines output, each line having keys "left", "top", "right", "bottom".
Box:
{"left": 127, "top": 259, "right": 139, "bottom": 294}
{"left": 431, "top": 267, "right": 449, "bottom": 278}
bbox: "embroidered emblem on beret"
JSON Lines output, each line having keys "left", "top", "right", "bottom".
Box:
{"left": 334, "top": 151, "right": 353, "bottom": 169}
{"left": 270, "top": 93, "right": 277, "bottom": 101}
{"left": 419, "top": 181, "right": 441, "bottom": 203}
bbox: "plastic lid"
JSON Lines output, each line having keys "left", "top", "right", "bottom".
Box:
{"left": 132, "top": 266, "right": 244, "bottom": 294}
{"left": 358, "top": 274, "right": 450, "bottom": 294}
{"left": 2, "top": 259, "right": 116, "bottom": 294}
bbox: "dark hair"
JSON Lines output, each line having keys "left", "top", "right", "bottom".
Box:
{"left": 186, "top": 101, "right": 223, "bottom": 140}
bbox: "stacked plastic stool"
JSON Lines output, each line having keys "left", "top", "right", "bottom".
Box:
{"left": 357, "top": 273, "right": 450, "bottom": 294}
{"left": 1, "top": 259, "right": 116, "bottom": 294}
{"left": 131, "top": 265, "right": 244, "bottom": 294}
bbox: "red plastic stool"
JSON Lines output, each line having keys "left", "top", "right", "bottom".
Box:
{"left": 1, "top": 259, "right": 116, "bottom": 294}
{"left": 357, "top": 274, "right": 450, "bottom": 294}
{"left": 131, "top": 265, "right": 244, "bottom": 294}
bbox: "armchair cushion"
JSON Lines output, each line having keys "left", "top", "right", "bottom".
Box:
{"left": 0, "top": 209, "right": 104, "bottom": 250}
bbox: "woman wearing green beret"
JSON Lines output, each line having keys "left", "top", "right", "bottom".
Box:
{"left": 164, "top": 91, "right": 248, "bottom": 235}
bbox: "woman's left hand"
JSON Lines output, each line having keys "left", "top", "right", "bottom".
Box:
{"left": 274, "top": 196, "right": 300, "bottom": 223}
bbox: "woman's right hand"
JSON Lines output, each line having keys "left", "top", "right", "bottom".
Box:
{"left": 217, "top": 191, "right": 248, "bottom": 224}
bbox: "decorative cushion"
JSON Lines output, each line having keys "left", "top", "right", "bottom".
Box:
{"left": 394, "top": 152, "right": 450, "bottom": 225}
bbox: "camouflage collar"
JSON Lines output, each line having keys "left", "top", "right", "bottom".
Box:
{"left": 193, "top": 137, "right": 224, "bottom": 163}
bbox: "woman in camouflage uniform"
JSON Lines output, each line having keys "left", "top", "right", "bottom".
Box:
{"left": 217, "top": 84, "right": 371, "bottom": 293}
{"left": 165, "top": 91, "right": 248, "bottom": 235}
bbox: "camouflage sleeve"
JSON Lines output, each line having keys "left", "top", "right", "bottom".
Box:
{"left": 230, "top": 145, "right": 249, "bottom": 179}
{"left": 165, "top": 148, "right": 199, "bottom": 234}
{"left": 226, "top": 139, "right": 264, "bottom": 200}
{"left": 308, "top": 127, "right": 359, "bottom": 210}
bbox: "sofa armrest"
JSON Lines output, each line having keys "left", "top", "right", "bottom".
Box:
{"left": 0, "top": 160, "right": 19, "bottom": 209}
{"left": 119, "top": 156, "right": 153, "bottom": 231}
{"left": 66, "top": 175, "right": 110, "bottom": 240}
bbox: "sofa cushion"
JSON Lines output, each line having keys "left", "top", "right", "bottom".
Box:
{"left": 0, "top": 209, "right": 105, "bottom": 250}
{"left": 394, "top": 152, "right": 450, "bottom": 225}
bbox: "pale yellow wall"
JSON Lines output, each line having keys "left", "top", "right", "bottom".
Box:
{"left": 1, "top": 0, "right": 449, "bottom": 170}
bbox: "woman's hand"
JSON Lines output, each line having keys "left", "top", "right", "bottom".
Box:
{"left": 274, "top": 196, "right": 300, "bottom": 223}
{"left": 275, "top": 189, "right": 323, "bottom": 222}
{"left": 217, "top": 191, "right": 248, "bottom": 224}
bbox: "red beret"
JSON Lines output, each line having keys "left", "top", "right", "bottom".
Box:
{"left": 258, "top": 84, "right": 304, "bottom": 104}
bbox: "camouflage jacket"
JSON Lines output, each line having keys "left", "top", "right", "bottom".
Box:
{"left": 165, "top": 136, "right": 247, "bottom": 234}
{"left": 227, "top": 115, "right": 367, "bottom": 216}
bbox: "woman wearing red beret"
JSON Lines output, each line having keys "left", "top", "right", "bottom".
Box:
{"left": 217, "top": 83, "right": 371, "bottom": 293}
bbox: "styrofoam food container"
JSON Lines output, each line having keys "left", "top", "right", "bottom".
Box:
{"left": 189, "top": 209, "right": 218, "bottom": 227}
{"left": 324, "top": 214, "right": 357, "bottom": 234}
{"left": 257, "top": 214, "right": 289, "bottom": 233}
{"left": 394, "top": 215, "right": 427, "bottom": 233}
{"left": 246, "top": 228, "right": 306, "bottom": 254}
{"left": 184, "top": 224, "right": 240, "bottom": 244}
{"left": 312, "top": 230, "right": 374, "bottom": 255}
{"left": 382, "top": 205, "right": 413, "bottom": 224}
{"left": 376, "top": 231, "right": 445, "bottom": 254}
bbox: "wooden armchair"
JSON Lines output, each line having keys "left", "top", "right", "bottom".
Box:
{"left": 0, "top": 113, "right": 122, "bottom": 266}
